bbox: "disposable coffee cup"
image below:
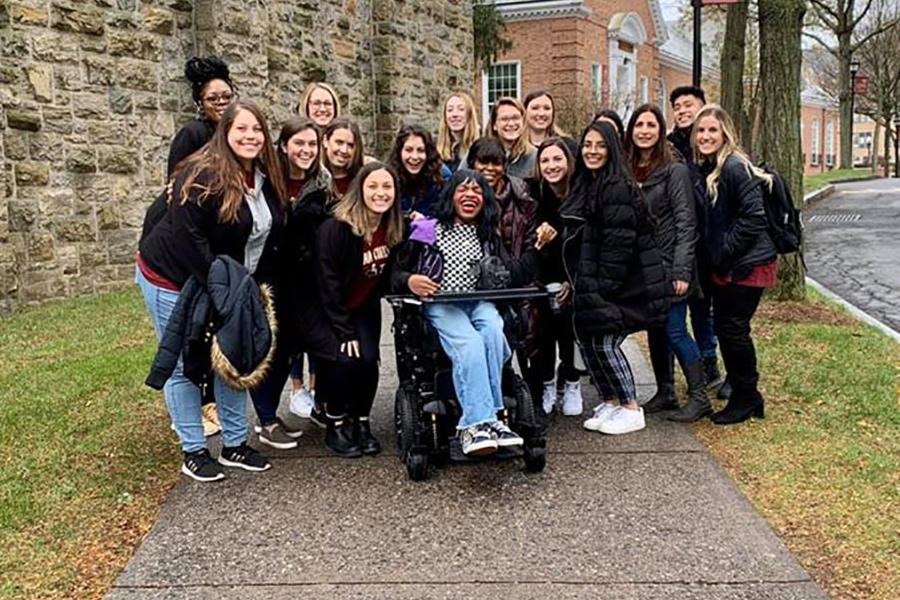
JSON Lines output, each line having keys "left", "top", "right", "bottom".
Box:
{"left": 546, "top": 282, "right": 563, "bottom": 314}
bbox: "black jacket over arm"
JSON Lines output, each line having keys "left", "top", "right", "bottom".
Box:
{"left": 703, "top": 155, "right": 776, "bottom": 280}
{"left": 167, "top": 119, "right": 215, "bottom": 179}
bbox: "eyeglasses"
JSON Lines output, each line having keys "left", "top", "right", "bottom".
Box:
{"left": 582, "top": 142, "right": 607, "bottom": 151}
{"left": 203, "top": 92, "right": 235, "bottom": 105}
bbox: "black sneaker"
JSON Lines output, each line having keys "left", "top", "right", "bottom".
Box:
{"left": 257, "top": 422, "right": 300, "bottom": 450}
{"left": 309, "top": 403, "right": 327, "bottom": 429}
{"left": 218, "top": 443, "right": 272, "bottom": 472}
{"left": 459, "top": 424, "right": 498, "bottom": 456}
{"left": 489, "top": 420, "right": 524, "bottom": 448}
{"left": 181, "top": 449, "right": 225, "bottom": 482}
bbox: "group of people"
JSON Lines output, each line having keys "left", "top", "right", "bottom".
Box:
{"left": 136, "top": 56, "right": 777, "bottom": 482}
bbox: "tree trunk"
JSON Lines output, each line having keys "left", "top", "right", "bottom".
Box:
{"left": 759, "top": 0, "right": 807, "bottom": 301}
{"left": 872, "top": 123, "right": 880, "bottom": 173}
{"left": 721, "top": 2, "right": 749, "bottom": 144}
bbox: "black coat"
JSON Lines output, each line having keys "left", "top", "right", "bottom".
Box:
{"left": 139, "top": 170, "right": 285, "bottom": 288}
{"left": 140, "top": 120, "right": 217, "bottom": 243}
{"left": 561, "top": 174, "right": 668, "bottom": 336}
{"left": 145, "top": 255, "right": 276, "bottom": 392}
{"left": 300, "top": 218, "right": 392, "bottom": 361}
{"left": 528, "top": 177, "right": 567, "bottom": 284}
{"left": 276, "top": 171, "right": 334, "bottom": 353}
{"left": 702, "top": 155, "right": 777, "bottom": 281}
{"left": 168, "top": 119, "right": 215, "bottom": 179}
{"left": 638, "top": 161, "right": 697, "bottom": 296}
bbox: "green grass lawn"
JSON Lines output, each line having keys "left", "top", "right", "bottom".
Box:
{"left": 694, "top": 289, "right": 899, "bottom": 600}
{"left": 803, "top": 168, "right": 875, "bottom": 195}
{"left": 0, "top": 289, "right": 179, "bottom": 600}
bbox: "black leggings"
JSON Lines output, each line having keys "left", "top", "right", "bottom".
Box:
{"left": 535, "top": 305, "right": 583, "bottom": 383}
{"left": 712, "top": 284, "right": 764, "bottom": 399}
{"left": 316, "top": 357, "right": 379, "bottom": 418}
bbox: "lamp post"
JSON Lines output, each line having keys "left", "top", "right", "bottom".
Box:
{"left": 849, "top": 59, "right": 860, "bottom": 169}
{"left": 692, "top": 0, "right": 702, "bottom": 87}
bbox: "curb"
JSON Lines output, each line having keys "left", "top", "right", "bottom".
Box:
{"left": 805, "top": 276, "right": 900, "bottom": 344}
{"left": 802, "top": 184, "right": 835, "bottom": 204}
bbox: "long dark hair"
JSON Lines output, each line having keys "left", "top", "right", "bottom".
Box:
{"left": 593, "top": 108, "right": 626, "bottom": 144}
{"left": 625, "top": 103, "right": 673, "bottom": 177}
{"left": 433, "top": 168, "right": 500, "bottom": 243}
{"left": 322, "top": 118, "right": 364, "bottom": 180}
{"left": 174, "top": 101, "right": 286, "bottom": 223}
{"left": 277, "top": 116, "right": 321, "bottom": 184}
{"left": 533, "top": 137, "right": 575, "bottom": 200}
{"left": 388, "top": 124, "right": 445, "bottom": 198}
{"left": 574, "top": 120, "right": 630, "bottom": 185}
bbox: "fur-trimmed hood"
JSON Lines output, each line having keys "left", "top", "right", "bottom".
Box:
{"left": 146, "top": 255, "right": 277, "bottom": 392}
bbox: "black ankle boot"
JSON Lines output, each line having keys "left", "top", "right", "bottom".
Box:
{"left": 668, "top": 361, "right": 713, "bottom": 423}
{"left": 643, "top": 383, "right": 678, "bottom": 413}
{"left": 711, "top": 392, "right": 764, "bottom": 425}
{"left": 703, "top": 357, "right": 724, "bottom": 389}
{"left": 353, "top": 417, "right": 382, "bottom": 456}
{"left": 326, "top": 417, "right": 362, "bottom": 458}
{"left": 717, "top": 379, "right": 733, "bottom": 400}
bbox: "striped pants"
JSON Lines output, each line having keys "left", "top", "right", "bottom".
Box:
{"left": 579, "top": 333, "right": 636, "bottom": 404}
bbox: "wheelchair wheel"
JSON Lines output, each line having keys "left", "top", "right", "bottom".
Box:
{"left": 523, "top": 444, "right": 547, "bottom": 473}
{"left": 511, "top": 376, "right": 537, "bottom": 429}
{"left": 406, "top": 451, "right": 429, "bottom": 481}
{"left": 395, "top": 388, "right": 418, "bottom": 462}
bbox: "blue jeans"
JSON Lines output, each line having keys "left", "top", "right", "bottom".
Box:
{"left": 424, "top": 300, "right": 511, "bottom": 430}
{"left": 135, "top": 265, "right": 248, "bottom": 453}
{"left": 666, "top": 300, "right": 702, "bottom": 366}
{"left": 688, "top": 294, "right": 718, "bottom": 360}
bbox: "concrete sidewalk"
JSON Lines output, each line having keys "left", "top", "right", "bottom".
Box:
{"left": 107, "top": 307, "right": 828, "bottom": 600}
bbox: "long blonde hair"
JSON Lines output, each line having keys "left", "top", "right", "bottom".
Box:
{"left": 485, "top": 96, "right": 533, "bottom": 164}
{"left": 437, "top": 91, "right": 479, "bottom": 163}
{"left": 296, "top": 82, "right": 341, "bottom": 120}
{"left": 692, "top": 104, "right": 772, "bottom": 204}
{"left": 332, "top": 162, "right": 405, "bottom": 247}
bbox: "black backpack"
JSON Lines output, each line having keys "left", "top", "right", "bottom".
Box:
{"left": 758, "top": 165, "right": 803, "bottom": 254}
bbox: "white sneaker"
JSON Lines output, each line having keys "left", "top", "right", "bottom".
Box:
{"left": 541, "top": 381, "right": 557, "bottom": 414}
{"left": 598, "top": 406, "right": 646, "bottom": 435}
{"left": 583, "top": 403, "right": 618, "bottom": 431}
{"left": 561, "top": 381, "right": 584, "bottom": 416}
{"left": 289, "top": 387, "right": 315, "bottom": 419}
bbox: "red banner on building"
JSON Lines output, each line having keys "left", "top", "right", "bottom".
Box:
{"left": 854, "top": 75, "right": 869, "bottom": 96}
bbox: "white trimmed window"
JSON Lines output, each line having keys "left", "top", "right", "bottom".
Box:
{"left": 810, "top": 118, "right": 820, "bottom": 165}
{"left": 640, "top": 76, "right": 649, "bottom": 104}
{"left": 825, "top": 119, "right": 835, "bottom": 166}
{"left": 591, "top": 63, "right": 603, "bottom": 104}
{"left": 657, "top": 79, "right": 666, "bottom": 112}
{"left": 482, "top": 61, "right": 521, "bottom": 125}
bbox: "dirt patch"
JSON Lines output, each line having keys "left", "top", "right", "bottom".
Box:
{"left": 756, "top": 299, "right": 859, "bottom": 328}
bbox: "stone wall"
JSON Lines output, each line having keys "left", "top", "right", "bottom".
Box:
{"left": 0, "top": 0, "right": 473, "bottom": 312}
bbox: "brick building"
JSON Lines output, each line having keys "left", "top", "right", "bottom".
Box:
{"left": 475, "top": 0, "right": 718, "bottom": 131}
{"left": 800, "top": 86, "right": 841, "bottom": 175}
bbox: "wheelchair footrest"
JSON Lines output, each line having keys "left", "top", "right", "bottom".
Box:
{"left": 448, "top": 438, "right": 525, "bottom": 463}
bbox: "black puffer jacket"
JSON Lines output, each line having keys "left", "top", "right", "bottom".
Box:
{"left": 638, "top": 161, "right": 697, "bottom": 296}
{"left": 146, "top": 255, "right": 276, "bottom": 392}
{"left": 562, "top": 174, "right": 668, "bottom": 336}
{"left": 702, "top": 155, "right": 777, "bottom": 281}
{"left": 276, "top": 171, "right": 333, "bottom": 353}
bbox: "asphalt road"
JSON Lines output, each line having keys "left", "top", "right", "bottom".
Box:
{"left": 105, "top": 306, "right": 827, "bottom": 600}
{"left": 805, "top": 177, "right": 900, "bottom": 332}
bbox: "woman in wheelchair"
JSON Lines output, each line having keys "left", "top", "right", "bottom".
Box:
{"left": 391, "top": 169, "right": 539, "bottom": 456}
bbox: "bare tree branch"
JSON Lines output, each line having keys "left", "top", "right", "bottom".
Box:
{"left": 851, "top": 0, "right": 875, "bottom": 29}
{"left": 851, "top": 17, "right": 900, "bottom": 51}
{"left": 809, "top": 0, "right": 842, "bottom": 27}
{"left": 803, "top": 30, "right": 840, "bottom": 55}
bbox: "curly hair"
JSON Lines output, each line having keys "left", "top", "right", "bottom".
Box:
{"left": 184, "top": 56, "right": 234, "bottom": 104}
{"left": 388, "top": 125, "right": 445, "bottom": 200}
